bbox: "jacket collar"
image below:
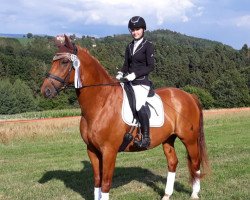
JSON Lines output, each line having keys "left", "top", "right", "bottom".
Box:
{"left": 129, "top": 38, "right": 146, "bottom": 55}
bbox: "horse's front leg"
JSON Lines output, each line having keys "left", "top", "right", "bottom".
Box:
{"left": 162, "top": 135, "right": 178, "bottom": 200}
{"left": 100, "top": 148, "right": 118, "bottom": 200}
{"left": 87, "top": 145, "right": 102, "bottom": 200}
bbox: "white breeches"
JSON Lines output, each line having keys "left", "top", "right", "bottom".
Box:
{"left": 131, "top": 84, "right": 150, "bottom": 111}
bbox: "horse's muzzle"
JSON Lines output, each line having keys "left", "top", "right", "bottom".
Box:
{"left": 41, "top": 85, "right": 57, "bottom": 99}
{"left": 41, "top": 78, "right": 60, "bottom": 98}
{"left": 45, "top": 87, "right": 52, "bottom": 98}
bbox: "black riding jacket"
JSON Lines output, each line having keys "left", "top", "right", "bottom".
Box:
{"left": 121, "top": 38, "right": 155, "bottom": 86}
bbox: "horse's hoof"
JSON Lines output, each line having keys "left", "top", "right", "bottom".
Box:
{"left": 161, "top": 194, "right": 170, "bottom": 200}
{"left": 190, "top": 192, "right": 199, "bottom": 199}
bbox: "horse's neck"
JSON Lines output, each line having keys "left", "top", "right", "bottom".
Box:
{"left": 77, "top": 49, "right": 115, "bottom": 118}
{"left": 81, "top": 50, "right": 111, "bottom": 83}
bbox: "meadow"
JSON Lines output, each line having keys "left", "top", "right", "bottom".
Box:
{"left": 0, "top": 109, "right": 249, "bottom": 200}
{"left": 0, "top": 108, "right": 81, "bottom": 121}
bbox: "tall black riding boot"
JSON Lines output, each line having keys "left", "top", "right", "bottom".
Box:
{"left": 134, "top": 105, "right": 150, "bottom": 149}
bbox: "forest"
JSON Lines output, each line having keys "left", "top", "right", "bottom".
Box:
{"left": 0, "top": 29, "right": 249, "bottom": 114}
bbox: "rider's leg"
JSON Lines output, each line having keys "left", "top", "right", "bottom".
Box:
{"left": 132, "top": 84, "right": 150, "bottom": 148}
{"left": 135, "top": 105, "right": 150, "bottom": 148}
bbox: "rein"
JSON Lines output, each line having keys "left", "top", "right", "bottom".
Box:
{"left": 68, "top": 82, "right": 121, "bottom": 89}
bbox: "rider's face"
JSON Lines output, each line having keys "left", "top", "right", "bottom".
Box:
{"left": 130, "top": 28, "right": 144, "bottom": 39}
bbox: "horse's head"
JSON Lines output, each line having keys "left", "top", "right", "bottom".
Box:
{"left": 41, "top": 35, "right": 78, "bottom": 98}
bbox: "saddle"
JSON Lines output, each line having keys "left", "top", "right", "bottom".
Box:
{"left": 118, "top": 82, "right": 164, "bottom": 151}
{"left": 120, "top": 82, "right": 164, "bottom": 127}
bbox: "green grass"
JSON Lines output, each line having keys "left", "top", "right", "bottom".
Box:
{"left": 0, "top": 108, "right": 81, "bottom": 120}
{"left": 0, "top": 112, "right": 249, "bottom": 200}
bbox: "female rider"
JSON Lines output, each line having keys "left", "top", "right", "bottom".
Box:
{"left": 116, "top": 16, "right": 155, "bottom": 149}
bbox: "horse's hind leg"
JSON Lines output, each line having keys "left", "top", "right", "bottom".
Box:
{"left": 87, "top": 145, "right": 102, "bottom": 200}
{"left": 162, "top": 135, "right": 178, "bottom": 200}
{"left": 182, "top": 139, "right": 201, "bottom": 199}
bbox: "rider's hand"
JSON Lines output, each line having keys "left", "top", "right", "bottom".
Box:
{"left": 124, "top": 73, "right": 136, "bottom": 81}
{"left": 116, "top": 71, "right": 123, "bottom": 80}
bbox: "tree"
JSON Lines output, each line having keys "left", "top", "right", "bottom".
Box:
{"left": 239, "top": 44, "right": 248, "bottom": 58}
{"left": 27, "top": 33, "right": 33, "bottom": 38}
{"left": 210, "top": 69, "right": 250, "bottom": 108}
{"left": 188, "top": 69, "right": 206, "bottom": 88}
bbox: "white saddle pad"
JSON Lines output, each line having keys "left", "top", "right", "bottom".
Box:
{"left": 121, "top": 83, "right": 164, "bottom": 127}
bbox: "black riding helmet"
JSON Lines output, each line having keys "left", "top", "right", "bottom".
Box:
{"left": 128, "top": 16, "right": 146, "bottom": 30}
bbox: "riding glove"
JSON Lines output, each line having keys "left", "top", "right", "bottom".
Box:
{"left": 116, "top": 71, "right": 123, "bottom": 80}
{"left": 125, "top": 73, "right": 136, "bottom": 81}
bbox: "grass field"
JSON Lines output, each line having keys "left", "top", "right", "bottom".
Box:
{"left": 0, "top": 108, "right": 81, "bottom": 121}
{"left": 0, "top": 109, "right": 249, "bottom": 200}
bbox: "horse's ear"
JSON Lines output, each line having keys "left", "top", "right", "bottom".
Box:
{"left": 55, "top": 34, "right": 75, "bottom": 53}
{"left": 64, "top": 34, "right": 74, "bottom": 50}
{"left": 54, "top": 35, "right": 65, "bottom": 47}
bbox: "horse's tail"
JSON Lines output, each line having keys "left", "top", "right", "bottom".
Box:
{"left": 189, "top": 95, "right": 210, "bottom": 181}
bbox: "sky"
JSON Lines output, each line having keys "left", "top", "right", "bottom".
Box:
{"left": 0, "top": 0, "right": 250, "bottom": 49}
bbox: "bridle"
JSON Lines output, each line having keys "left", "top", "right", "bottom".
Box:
{"left": 46, "top": 51, "right": 123, "bottom": 94}
{"left": 46, "top": 53, "right": 75, "bottom": 94}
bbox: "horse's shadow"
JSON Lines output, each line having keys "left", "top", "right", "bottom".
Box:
{"left": 38, "top": 160, "right": 190, "bottom": 199}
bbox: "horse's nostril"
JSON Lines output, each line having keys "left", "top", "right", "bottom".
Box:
{"left": 45, "top": 88, "right": 51, "bottom": 97}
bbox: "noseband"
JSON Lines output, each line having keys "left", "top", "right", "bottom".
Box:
{"left": 46, "top": 53, "right": 75, "bottom": 94}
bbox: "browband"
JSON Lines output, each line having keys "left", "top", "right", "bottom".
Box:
{"left": 53, "top": 53, "right": 72, "bottom": 61}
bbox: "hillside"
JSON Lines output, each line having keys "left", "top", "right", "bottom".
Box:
{"left": 0, "top": 29, "right": 249, "bottom": 114}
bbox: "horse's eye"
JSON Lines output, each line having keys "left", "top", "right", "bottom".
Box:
{"left": 61, "top": 59, "right": 69, "bottom": 65}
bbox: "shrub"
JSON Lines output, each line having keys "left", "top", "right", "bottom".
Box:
{"left": 182, "top": 85, "right": 214, "bottom": 109}
{"left": 0, "top": 79, "right": 36, "bottom": 114}
{"left": 0, "top": 79, "right": 15, "bottom": 114}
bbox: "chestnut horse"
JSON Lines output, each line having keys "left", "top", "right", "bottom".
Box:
{"left": 41, "top": 35, "right": 209, "bottom": 200}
